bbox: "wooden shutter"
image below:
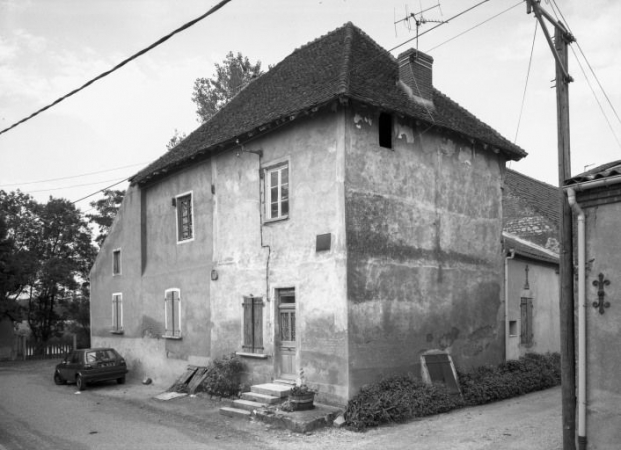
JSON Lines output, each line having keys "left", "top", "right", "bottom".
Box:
{"left": 112, "top": 294, "right": 122, "bottom": 331}
{"left": 423, "top": 353, "right": 460, "bottom": 395}
{"left": 242, "top": 296, "right": 263, "bottom": 352}
{"left": 520, "top": 297, "right": 533, "bottom": 346}
{"left": 165, "top": 290, "right": 174, "bottom": 336}
{"left": 253, "top": 297, "right": 263, "bottom": 351}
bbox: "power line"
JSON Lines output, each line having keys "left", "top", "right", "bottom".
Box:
{"left": 27, "top": 176, "right": 129, "bottom": 194}
{"left": 425, "top": 1, "right": 524, "bottom": 53}
{"left": 71, "top": 179, "right": 130, "bottom": 205}
{"left": 514, "top": 20, "right": 538, "bottom": 143}
{"left": 0, "top": 161, "right": 149, "bottom": 187}
{"left": 0, "top": 0, "right": 233, "bottom": 137}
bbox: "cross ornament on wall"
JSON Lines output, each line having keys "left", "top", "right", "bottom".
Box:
{"left": 592, "top": 273, "right": 611, "bottom": 315}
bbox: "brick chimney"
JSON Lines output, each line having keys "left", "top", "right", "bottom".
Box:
{"left": 397, "top": 49, "right": 434, "bottom": 106}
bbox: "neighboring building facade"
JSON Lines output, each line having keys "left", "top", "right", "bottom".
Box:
{"left": 89, "top": 23, "right": 526, "bottom": 405}
{"left": 503, "top": 233, "right": 560, "bottom": 360}
{"left": 565, "top": 160, "right": 621, "bottom": 448}
{"left": 502, "top": 170, "right": 561, "bottom": 360}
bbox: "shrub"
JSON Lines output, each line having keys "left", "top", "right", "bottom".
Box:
{"left": 344, "top": 376, "right": 464, "bottom": 431}
{"left": 198, "top": 353, "right": 245, "bottom": 398}
{"left": 343, "top": 352, "right": 561, "bottom": 431}
{"left": 458, "top": 352, "right": 561, "bottom": 406}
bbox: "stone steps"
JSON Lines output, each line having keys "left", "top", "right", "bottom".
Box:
{"left": 219, "top": 381, "right": 291, "bottom": 419}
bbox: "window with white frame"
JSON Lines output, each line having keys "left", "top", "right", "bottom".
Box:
{"left": 164, "top": 289, "right": 181, "bottom": 338}
{"left": 176, "top": 193, "right": 193, "bottom": 242}
{"left": 112, "top": 249, "right": 121, "bottom": 275}
{"left": 265, "top": 164, "right": 289, "bottom": 221}
{"left": 111, "top": 293, "right": 123, "bottom": 334}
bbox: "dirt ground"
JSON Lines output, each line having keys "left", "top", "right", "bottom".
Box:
{"left": 105, "top": 377, "right": 562, "bottom": 450}
{"left": 2, "top": 360, "right": 561, "bottom": 449}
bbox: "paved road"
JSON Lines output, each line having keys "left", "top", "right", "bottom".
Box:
{"left": 0, "top": 360, "right": 562, "bottom": 449}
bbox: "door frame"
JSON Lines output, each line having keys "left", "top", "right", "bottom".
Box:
{"left": 274, "top": 287, "right": 298, "bottom": 380}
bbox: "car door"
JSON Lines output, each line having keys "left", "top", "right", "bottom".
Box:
{"left": 60, "top": 350, "right": 82, "bottom": 381}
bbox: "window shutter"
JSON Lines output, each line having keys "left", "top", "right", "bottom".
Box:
{"left": 520, "top": 297, "right": 533, "bottom": 346}
{"left": 242, "top": 297, "right": 253, "bottom": 351}
{"left": 253, "top": 297, "right": 263, "bottom": 351}
{"left": 165, "top": 291, "right": 173, "bottom": 336}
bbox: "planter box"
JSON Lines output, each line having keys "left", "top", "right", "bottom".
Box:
{"left": 289, "top": 393, "right": 315, "bottom": 411}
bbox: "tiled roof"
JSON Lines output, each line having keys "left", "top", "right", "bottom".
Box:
{"left": 565, "top": 159, "right": 621, "bottom": 185}
{"left": 504, "top": 169, "right": 560, "bottom": 226}
{"left": 503, "top": 232, "right": 559, "bottom": 265}
{"left": 131, "top": 22, "right": 526, "bottom": 185}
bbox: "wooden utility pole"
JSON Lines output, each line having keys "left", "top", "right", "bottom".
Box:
{"left": 526, "top": 2, "right": 576, "bottom": 449}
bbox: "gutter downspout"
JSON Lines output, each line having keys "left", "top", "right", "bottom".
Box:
{"left": 567, "top": 188, "right": 586, "bottom": 450}
{"left": 505, "top": 248, "right": 516, "bottom": 360}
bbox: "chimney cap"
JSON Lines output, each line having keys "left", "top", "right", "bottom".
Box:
{"left": 397, "top": 48, "right": 434, "bottom": 64}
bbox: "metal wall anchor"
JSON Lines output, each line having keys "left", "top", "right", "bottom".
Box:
{"left": 592, "top": 273, "right": 611, "bottom": 315}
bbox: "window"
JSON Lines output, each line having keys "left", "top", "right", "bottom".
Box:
{"left": 112, "top": 249, "right": 121, "bottom": 275}
{"left": 164, "top": 289, "right": 181, "bottom": 338}
{"left": 379, "top": 112, "right": 393, "bottom": 149}
{"left": 112, "top": 293, "right": 123, "bottom": 334}
{"left": 509, "top": 320, "right": 518, "bottom": 337}
{"left": 242, "top": 296, "right": 263, "bottom": 353}
{"left": 278, "top": 289, "right": 295, "bottom": 343}
{"left": 265, "top": 164, "right": 289, "bottom": 221}
{"left": 176, "top": 193, "right": 193, "bottom": 242}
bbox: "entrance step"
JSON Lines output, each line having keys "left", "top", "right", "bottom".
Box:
{"left": 241, "top": 391, "right": 282, "bottom": 405}
{"left": 273, "top": 378, "right": 296, "bottom": 386}
{"left": 220, "top": 406, "right": 251, "bottom": 419}
{"left": 251, "top": 383, "right": 292, "bottom": 398}
{"left": 232, "top": 398, "right": 265, "bottom": 412}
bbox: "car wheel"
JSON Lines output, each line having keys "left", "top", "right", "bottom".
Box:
{"left": 54, "top": 371, "right": 66, "bottom": 385}
{"left": 76, "top": 374, "right": 86, "bottom": 391}
{"left": 117, "top": 376, "right": 126, "bottom": 385}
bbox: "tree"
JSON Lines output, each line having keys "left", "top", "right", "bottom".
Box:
{"left": 191, "top": 51, "right": 265, "bottom": 123}
{"left": 166, "top": 129, "right": 187, "bottom": 151}
{"left": 0, "top": 191, "right": 96, "bottom": 349}
{"left": 86, "top": 189, "right": 125, "bottom": 248}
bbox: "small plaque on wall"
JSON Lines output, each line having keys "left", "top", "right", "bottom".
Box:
{"left": 316, "top": 233, "right": 332, "bottom": 252}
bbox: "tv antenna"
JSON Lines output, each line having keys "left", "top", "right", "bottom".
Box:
{"left": 394, "top": 2, "right": 447, "bottom": 49}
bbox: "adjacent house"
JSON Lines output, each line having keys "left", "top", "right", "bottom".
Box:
{"left": 502, "top": 170, "right": 560, "bottom": 360}
{"left": 89, "top": 23, "right": 527, "bottom": 405}
{"left": 564, "top": 160, "right": 621, "bottom": 448}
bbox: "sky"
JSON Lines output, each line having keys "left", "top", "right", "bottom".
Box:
{"left": 1, "top": 0, "right": 620, "bottom": 213}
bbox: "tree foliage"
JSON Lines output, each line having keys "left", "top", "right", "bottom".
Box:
{"left": 166, "top": 129, "right": 188, "bottom": 151}
{"left": 0, "top": 190, "right": 96, "bottom": 347}
{"left": 86, "top": 189, "right": 125, "bottom": 248}
{"left": 191, "top": 51, "right": 265, "bottom": 123}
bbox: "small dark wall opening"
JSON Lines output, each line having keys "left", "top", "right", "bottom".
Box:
{"left": 378, "top": 112, "right": 393, "bottom": 149}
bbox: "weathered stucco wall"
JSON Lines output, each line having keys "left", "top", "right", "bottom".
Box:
{"left": 91, "top": 159, "right": 214, "bottom": 387}
{"left": 506, "top": 257, "right": 560, "bottom": 360}
{"left": 210, "top": 108, "right": 349, "bottom": 404}
{"left": 582, "top": 200, "right": 621, "bottom": 448}
{"left": 345, "top": 103, "right": 506, "bottom": 391}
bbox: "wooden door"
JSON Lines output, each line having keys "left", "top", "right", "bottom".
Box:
{"left": 276, "top": 289, "right": 297, "bottom": 379}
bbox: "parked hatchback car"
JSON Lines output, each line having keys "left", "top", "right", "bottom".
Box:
{"left": 54, "top": 348, "right": 128, "bottom": 390}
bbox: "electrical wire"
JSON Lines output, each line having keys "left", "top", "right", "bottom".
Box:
{"left": 71, "top": 178, "right": 130, "bottom": 205}
{"left": 0, "top": 0, "right": 233, "bottom": 137}
{"left": 570, "top": 45, "right": 621, "bottom": 149}
{"left": 26, "top": 176, "right": 129, "bottom": 194}
{"left": 0, "top": 161, "right": 149, "bottom": 187}
{"left": 514, "top": 20, "right": 538, "bottom": 143}
{"left": 426, "top": 1, "right": 524, "bottom": 53}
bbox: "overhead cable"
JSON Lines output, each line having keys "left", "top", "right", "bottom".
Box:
{"left": 0, "top": 0, "right": 233, "bottom": 137}
{"left": 514, "top": 20, "right": 538, "bottom": 143}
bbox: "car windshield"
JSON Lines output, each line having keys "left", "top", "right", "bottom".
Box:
{"left": 86, "top": 349, "right": 117, "bottom": 363}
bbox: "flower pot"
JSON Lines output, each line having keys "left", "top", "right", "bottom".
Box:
{"left": 289, "top": 392, "right": 315, "bottom": 411}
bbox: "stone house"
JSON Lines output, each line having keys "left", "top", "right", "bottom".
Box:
{"left": 564, "top": 160, "right": 621, "bottom": 448}
{"left": 89, "top": 23, "right": 526, "bottom": 405}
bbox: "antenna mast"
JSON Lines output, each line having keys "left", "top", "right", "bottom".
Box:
{"left": 394, "top": 2, "right": 446, "bottom": 50}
